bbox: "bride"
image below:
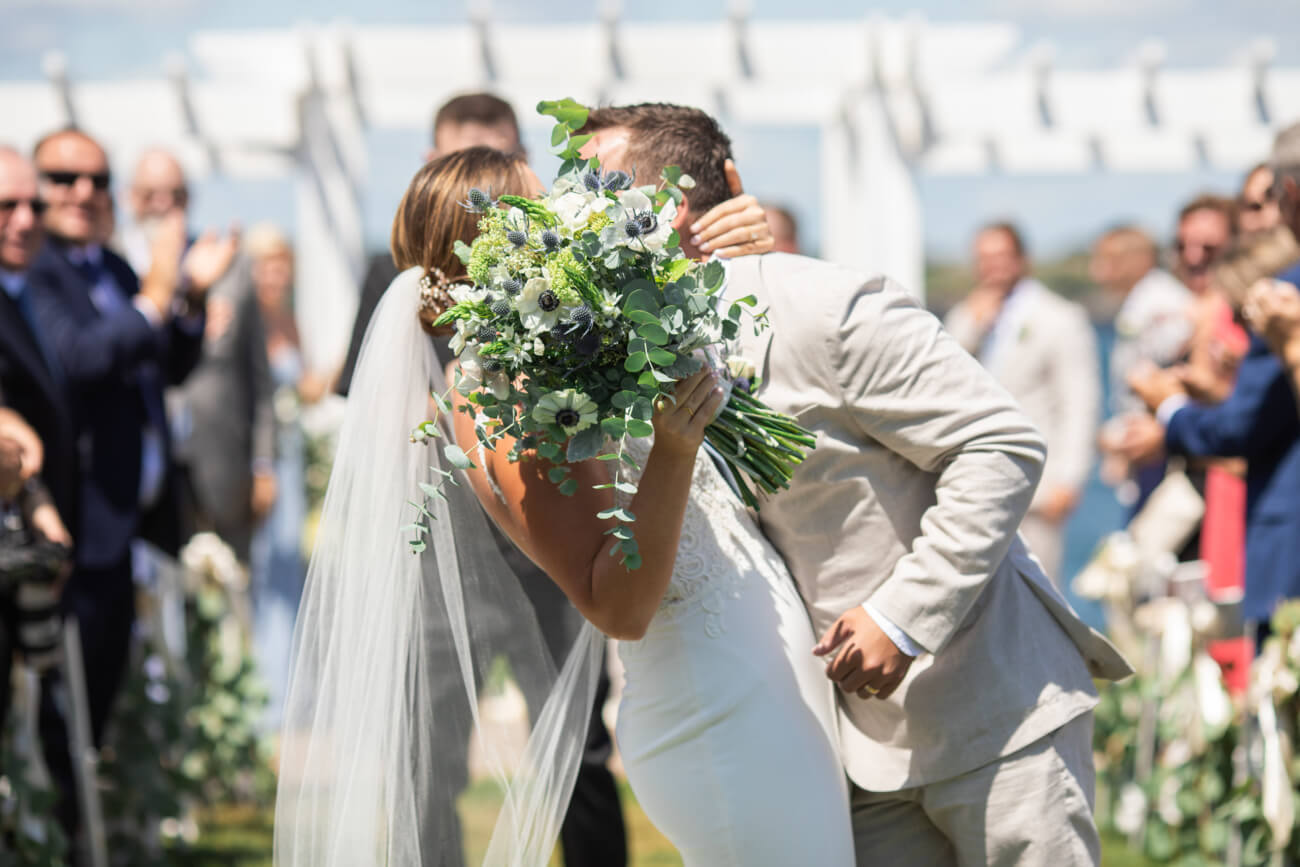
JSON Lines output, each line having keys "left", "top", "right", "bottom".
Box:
{"left": 274, "top": 146, "right": 854, "bottom": 866}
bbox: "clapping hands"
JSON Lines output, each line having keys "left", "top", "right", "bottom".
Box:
{"left": 183, "top": 223, "right": 241, "bottom": 296}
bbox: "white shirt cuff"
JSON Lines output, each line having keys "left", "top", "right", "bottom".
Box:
{"left": 1156, "top": 394, "right": 1189, "bottom": 427}
{"left": 862, "top": 602, "right": 924, "bottom": 657}
{"left": 132, "top": 295, "right": 164, "bottom": 328}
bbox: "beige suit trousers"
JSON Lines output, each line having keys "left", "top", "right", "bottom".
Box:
{"left": 850, "top": 714, "right": 1099, "bottom": 867}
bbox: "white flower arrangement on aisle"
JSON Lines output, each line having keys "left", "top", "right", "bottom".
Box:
{"left": 408, "top": 99, "right": 815, "bottom": 568}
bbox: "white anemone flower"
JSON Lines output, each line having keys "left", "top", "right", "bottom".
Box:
{"left": 455, "top": 346, "right": 510, "bottom": 400}
{"left": 532, "top": 389, "right": 599, "bottom": 435}
{"left": 615, "top": 188, "right": 677, "bottom": 252}
{"left": 517, "top": 277, "right": 565, "bottom": 333}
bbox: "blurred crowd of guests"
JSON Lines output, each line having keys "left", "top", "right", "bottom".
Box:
{"left": 0, "top": 125, "right": 320, "bottom": 859}
{"left": 938, "top": 125, "right": 1300, "bottom": 694}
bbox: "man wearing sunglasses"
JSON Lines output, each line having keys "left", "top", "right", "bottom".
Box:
{"left": 24, "top": 128, "right": 235, "bottom": 791}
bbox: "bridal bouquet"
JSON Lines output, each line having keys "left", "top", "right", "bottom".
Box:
{"left": 412, "top": 99, "right": 814, "bottom": 568}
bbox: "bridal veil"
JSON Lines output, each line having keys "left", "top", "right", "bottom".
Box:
{"left": 273, "top": 267, "right": 603, "bottom": 866}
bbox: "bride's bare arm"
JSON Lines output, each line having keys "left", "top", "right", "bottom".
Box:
{"left": 450, "top": 366, "right": 725, "bottom": 640}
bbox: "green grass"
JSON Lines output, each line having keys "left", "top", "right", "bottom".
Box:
{"left": 177, "top": 791, "right": 1156, "bottom": 865}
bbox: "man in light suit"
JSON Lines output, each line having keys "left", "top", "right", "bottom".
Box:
{"left": 944, "top": 223, "right": 1101, "bottom": 585}
{"left": 583, "top": 103, "right": 1132, "bottom": 866}
{"left": 118, "top": 148, "right": 275, "bottom": 560}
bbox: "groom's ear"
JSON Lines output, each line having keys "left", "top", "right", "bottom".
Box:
{"left": 672, "top": 195, "right": 692, "bottom": 233}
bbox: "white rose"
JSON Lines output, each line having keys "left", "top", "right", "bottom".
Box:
{"left": 553, "top": 190, "right": 598, "bottom": 233}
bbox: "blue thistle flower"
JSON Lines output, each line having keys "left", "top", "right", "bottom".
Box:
{"left": 569, "top": 305, "right": 594, "bottom": 328}
{"left": 604, "top": 170, "right": 631, "bottom": 191}
{"left": 541, "top": 229, "right": 561, "bottom": 252}
{"left": 460, "top": 187, "right": 494, "bottom": 212}
{"left": 624, "top": 220, "right": 643, "bottom": 239}
{"left": 476, "top": 324, "right": 496, "bottom": 343}
{"left": 550, "top": 323, "right": 572, "bottom": 342}
{"left": 582, "top": 171, "right": 602, "bottom": 192}
{"left": 490, "top": 299, "right": 511, "bottom": 318}
{"left": 502, "top": 277, "right": 523, "bottom": 296}
{"left": 482, "top": 358, "right": 504, "bottom": 373}
{"left": 506, "top": 229, "right": 528, "bottom": 248}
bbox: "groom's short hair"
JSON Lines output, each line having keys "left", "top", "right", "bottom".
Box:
{"left": 583, "top": 103, "right": 733, "bottom": 214}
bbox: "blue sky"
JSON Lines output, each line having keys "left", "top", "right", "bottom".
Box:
{"left": 2, "top": 0, "right": 1296, "bottom": 261}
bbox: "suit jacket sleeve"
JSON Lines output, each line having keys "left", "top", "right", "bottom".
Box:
{"left": 832, "top": 279, "right": 1048, "bottom": 654}
{"left": 336, "top": 255, "right": 398, "bottom": 397}
{"left": 29, "top": 271, "right": 161, "bottom": 384}
{"left": 1165, "top": 348, "right": 1300, "bottom": 460}
{"left": 1045, "top": 303, "right": 1100, "bottom": 494}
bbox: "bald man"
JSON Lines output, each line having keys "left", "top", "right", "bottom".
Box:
{"left": 118, "top": 148, "right": 276, "bottom": 562}
{"left": 1090, "top": 226, "right": 1193, "bottom": 417}
{"left": 118, "top": 147, "right": 189, "bottom": 274}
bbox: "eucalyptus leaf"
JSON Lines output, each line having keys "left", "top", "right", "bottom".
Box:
{"left": 565, "top": 426, "right": 604, "bottom": 462}
{"left": 649, "top": 348, "right": 676, "bottom": 366}
{"left": 637, "top": 322, "right": 670, "bottom": 345}
{"left": 626, "top": 419, "right": 654, "bottom": 437}
{"left": 702, "top": 259, "right": 725, "bottom": 290}
{"left": 625, "top": 352, "right": 648, "bottom": 372}
{"left": 558, "top": 478, "right": 579, "bottom": 496}
{"left": 443, "top": 444, "right": 476, "bottom": 470}
{"left": 611, "top": 389, "right": 637, "bottom": 409}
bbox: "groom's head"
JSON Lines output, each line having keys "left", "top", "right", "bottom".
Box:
{"left": 580, "top": 103, "right": 733, "bottom": 258}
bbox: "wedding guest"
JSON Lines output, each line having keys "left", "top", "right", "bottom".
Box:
{"left": 1239, "top": 163, "right": 1282, "bottom": 238}
{"left": 119, "top": 149, "right": 275, "bottom": 561}
{"left": 244, "top": 223, "right": 316, "bottom": 734}
{"left": 1174, "top": 193, "right": 1237, "bottom": 297}
{"left": 1091, "top": 225, "right": 1193, "bottom": 418}
{"left": 1244, "top": 121, "right": 1300, "bottom": 406}
{"left": 27, "top": 127, "right": 237, "bottom": 741}
{"left": 944, "top": 222, "right": 1100, "bottom": 585}
{"left": 0, "top": 147, "right": 75, "bottom": 527}
{"left": 764, "top": 203, "right": 801, "bottom": 254}
{"left": 1120, "top": 125, "right": 1300, "bottom": 638}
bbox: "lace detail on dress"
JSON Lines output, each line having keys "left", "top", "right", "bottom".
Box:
{"left": 614, "top": 437, "right": 759, "bottom": 638}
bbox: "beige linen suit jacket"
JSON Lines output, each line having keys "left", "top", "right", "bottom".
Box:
{"left": 726, "top": 254, "right": 1131, "bottom": 792}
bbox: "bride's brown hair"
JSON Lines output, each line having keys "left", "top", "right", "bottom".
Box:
{"left": 391, "top": 146, "right": 534, "bottom": 329}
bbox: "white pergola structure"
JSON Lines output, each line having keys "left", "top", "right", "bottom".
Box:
{"left": 3, "top": 10, "right": 1296, "bottom": 375}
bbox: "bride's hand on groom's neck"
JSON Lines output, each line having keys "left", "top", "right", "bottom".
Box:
{"left": 687, "top": 160, "right": 774, "bottom": 261}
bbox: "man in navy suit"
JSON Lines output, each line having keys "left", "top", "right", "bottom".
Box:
{"left": 0, "top": 147, "right": 75, "bottom": 527}
{"left": 26, "top": 128, "right": 236, "bottom": 752}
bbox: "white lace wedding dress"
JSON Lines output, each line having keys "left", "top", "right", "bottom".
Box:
{"left": 613, "top": 437, "right": 856, "bottom": 866}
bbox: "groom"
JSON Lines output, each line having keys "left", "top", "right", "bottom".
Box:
{"left": 581, "top": 104, "right": 1133, "bottom": 865}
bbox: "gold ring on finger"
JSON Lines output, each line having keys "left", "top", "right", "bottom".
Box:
{"left": 864, "top": 684, "right": 879, "bottom": 695}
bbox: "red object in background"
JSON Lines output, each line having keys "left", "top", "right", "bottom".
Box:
{"left": 1203, "top": 464, "right": 1250, "bottom": 694}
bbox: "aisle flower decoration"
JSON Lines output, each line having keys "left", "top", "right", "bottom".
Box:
{"left": 408, "top": 98, "right": 815, "bottom": 567}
